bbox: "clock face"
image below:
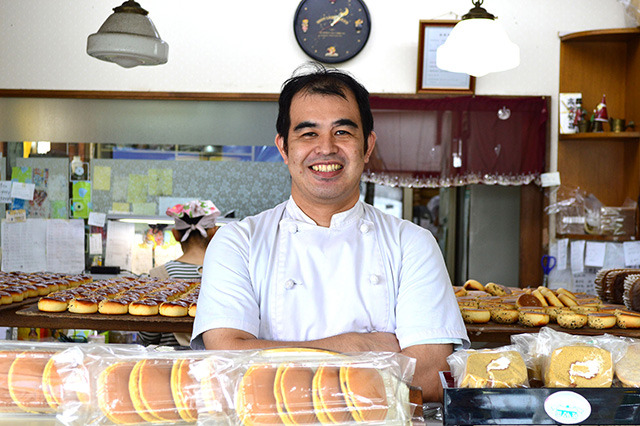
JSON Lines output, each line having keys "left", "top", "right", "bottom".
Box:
{"left": 293, "top": 0, "right": 371, "bottom": 64}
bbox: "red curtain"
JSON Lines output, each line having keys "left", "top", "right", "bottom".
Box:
{"left": 364, "top": 96, "right": 548, "bottom": 187}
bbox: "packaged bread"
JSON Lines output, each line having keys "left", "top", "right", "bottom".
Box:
{"left": 228, "top": 348, "right": 417, "bottom": 426}
{"left": 615, "top": 342, "right": 640, "bottom": 387}
{"left": 447, "top": 347, "right": 528, "bottom": 389}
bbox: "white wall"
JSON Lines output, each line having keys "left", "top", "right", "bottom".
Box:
{"left": 0, "top": 0, "right": 631, "bottom": 166}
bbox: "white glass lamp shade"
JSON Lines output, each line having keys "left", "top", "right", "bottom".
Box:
{"left": 436, "top": 18, "right": 519, "bottom": 77}
{"left": 87, "top": 2, "right": 168, "bottom": 68}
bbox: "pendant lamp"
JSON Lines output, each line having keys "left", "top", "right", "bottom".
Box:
{"left": 436, "top": 0, "right": 519, "bottom": 77}
{"left": 87, "top": 1, "right": 168, "bottom": 68}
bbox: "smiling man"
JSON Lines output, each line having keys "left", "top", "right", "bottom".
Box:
{"left": 192, "top": 63, "right": 469, "bottom": 402}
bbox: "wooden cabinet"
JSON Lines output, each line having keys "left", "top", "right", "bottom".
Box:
{"left": 558, "top": 28, "right": 640, "bottom": 211}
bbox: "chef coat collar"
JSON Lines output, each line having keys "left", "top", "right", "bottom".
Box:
{"left": 284, "top": 196, "right": 364, "bottom": 229}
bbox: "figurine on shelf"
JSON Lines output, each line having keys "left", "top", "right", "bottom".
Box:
{"left": 593, "top": 94, "right": 609, "bottom": 132}
{"left": 573, "top": 105, "right": 589, "bottom": 132}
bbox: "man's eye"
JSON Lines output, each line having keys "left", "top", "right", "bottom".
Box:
{"left": 335, "top": 130, "right": 351, "bottom": 135}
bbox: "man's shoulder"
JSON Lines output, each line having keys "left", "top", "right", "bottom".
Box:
{"left": 361, "top": 202, "right": 424, "bottom": 234}
{"left": 218, "top": 201, "right": 287, "bottom": 237}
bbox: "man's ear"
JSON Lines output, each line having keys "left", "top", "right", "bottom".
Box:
{"left": 275, "top": 134, "right": 288, "bottom": 164}
{"left": 364, "top": 131, "right": 377, "bottom": 163}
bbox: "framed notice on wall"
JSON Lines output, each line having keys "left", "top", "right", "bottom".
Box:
{"left": 417, "top": 20, "right": 475, "bottom": 94}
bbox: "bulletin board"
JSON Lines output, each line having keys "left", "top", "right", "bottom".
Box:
{"left": 91, "top": 159, "right": 291, "bottom": 219}
{"left": 15, "top": 157, "right": 69, "bottom": 219}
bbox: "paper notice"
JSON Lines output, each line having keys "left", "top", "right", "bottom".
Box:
{"left": 132, "top": 242, "right": 153, "bottom": 275}
{"left": 584, "top": 242, "right": 606, "bottom": 267}
{"left": 557, "top": 238, "right": 569, "bottom": 270}
{"left": 89, "top": 233, "right": 103, "bottom": 255}
{"left": 93, "top": 166, "right": 112, "bottom": 191}
{"left": 11, "top": 182, "right": 35, "bottom": 201}
{"left": 88, "top": 212, "right": 107, "bottom": 228}
{"left": 570, "top": 240, "right": 586, "bottom": 273}
{"left": 0, "top": 182, "right": 12, "bottom": 203}
{"left": 1, "top": 219, "right": 47, "bottom": 272}
{"left": 105, "top": 221, "right": 134, "bottom": 271}
{"left": 46, "top": 219, "right": 85, "bottom": 274}
{"left": 623, "top": 241, "right": 640, "bottom": 267}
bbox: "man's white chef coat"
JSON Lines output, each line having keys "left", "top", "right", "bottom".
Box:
{"left": 191, "top": 198, "right": 469, "bottom": 350}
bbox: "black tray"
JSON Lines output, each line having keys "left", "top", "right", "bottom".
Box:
{"left": 441, "top": 372, "right": 640, "bottom": 425}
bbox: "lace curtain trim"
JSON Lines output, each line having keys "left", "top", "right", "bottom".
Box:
{"left": 362, "top": 171, "right": 541, "bottom": 188}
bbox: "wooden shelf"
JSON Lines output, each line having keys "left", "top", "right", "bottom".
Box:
{"left": 559, "top": 27, "right": 640, "bottom": 43}
{"left": 556, "top": 233, "right": 636, "bottom": 242}
{"left": 559, "top": 131, "right": 640, "bottom": 141}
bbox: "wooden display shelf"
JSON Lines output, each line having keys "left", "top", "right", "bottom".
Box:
{"left": 466, "top": 321, "right": 640, "bottom": 344}
{"left": 559, "top": 131, "right": 640, "bottom": 141}
{"left": 555, "top": 233, "right": 636, "bottom": 242}
{"left": 1, "top": 303, "right": 194, "bottom": 333}
{"left": 559, "top": 27, "right": 640, "bottom": 43}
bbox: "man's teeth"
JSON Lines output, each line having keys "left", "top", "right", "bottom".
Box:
{"left": 311, "top": 164, "right": 342, "bottom": 172}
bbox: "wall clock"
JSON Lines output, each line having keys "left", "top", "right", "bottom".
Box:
{"left": 293, "top": 0, "right": 371, "bottom": 64}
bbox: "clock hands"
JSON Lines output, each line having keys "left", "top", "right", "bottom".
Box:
{"left": 329, "top": 8, "right": 349, "bottom": 27}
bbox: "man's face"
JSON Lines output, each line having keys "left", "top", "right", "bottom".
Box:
{"left": 275, "top": 89, "right": 376, "bottom": 213}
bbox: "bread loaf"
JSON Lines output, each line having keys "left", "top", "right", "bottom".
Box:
{"left": 460, "top": 351, "right": 527, "bottom": 388}
{"left": 544, "top": 345, "right": 613, "bottom": 387}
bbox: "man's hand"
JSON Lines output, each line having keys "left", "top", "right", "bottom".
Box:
{"left": 203, "top": 328, "right": 400, "bottom": 353}
{"left": 402, "top": 343, "right": 453, "bottom": 403}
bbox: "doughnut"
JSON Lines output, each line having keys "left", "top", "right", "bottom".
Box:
{"left": 558, "top": 293, "right": 578, "bottom": 307}
{"left": 556, "top": 288, "right": 577, "bottom": 301}
{"left": 339, "top": 366, "right": 388, "bottom": 422}
{"left": 539, "top": 288, "right": 564, "bottom": 307}
{"left": 98, "top": 298, "right": 130, "bottom": 315}
{"left": 188, "top": 302, "right": 197, "bottom": 318}
{"left": 129, "top": 299, "right": 160, "bottom": 316}
{"left": 484, "top": 282, "right": 510, "bottom": 296}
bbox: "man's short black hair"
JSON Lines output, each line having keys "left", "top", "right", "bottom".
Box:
{"left": 276, "top": 62, "right": 373, "bottom": 153}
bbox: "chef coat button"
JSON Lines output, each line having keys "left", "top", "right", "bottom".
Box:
{"left": 288, "top": 224, "right": 298, "bottom": 234}
{"left": 285, "top": 279, "right": 296, "bottom": 289}
{"left": 369, "top": 274, "right": 380, "bottom": 285}
{"left": 360, "top": 223, "right": 370, "bottom": 234}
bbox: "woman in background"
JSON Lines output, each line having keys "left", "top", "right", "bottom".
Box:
{"left": 139, "top": 199, "right": 220, "bottom": 347}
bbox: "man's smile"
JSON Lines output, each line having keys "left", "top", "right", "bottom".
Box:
{"left": 310, "top": 163, "right": 343, "bottom": 172}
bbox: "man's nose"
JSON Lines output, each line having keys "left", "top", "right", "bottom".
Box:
{"left": 316, "top": 134, "right": 339, "bottom": 154}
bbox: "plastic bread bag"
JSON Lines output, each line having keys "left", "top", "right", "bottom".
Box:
{"left": 0, "top": 340, "right": 108, "bottom": 422}
{"left": 526, "top": 326, "right": 628, "bottom": 388}
{"left": 614, "top": 338, "right": 640, "bottom": 388}
{"left": 198, "top": 348, "right": 417, "bottom": 426}
{"left": 53, "top": 342, "right": 151, "bottom": 426}
{"left": 446, "top": 345, "right": 529, "bottom": 389}
{"left": 510, "top": 331, "right": 545, "bottom": 383}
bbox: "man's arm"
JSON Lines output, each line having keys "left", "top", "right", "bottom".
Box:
{"left": 202, "top": 328, "right": 401, "bottom": 353}
{"left": 401, "top": 343, "right": 453, "bottom": 403}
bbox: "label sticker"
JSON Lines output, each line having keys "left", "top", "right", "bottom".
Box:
{"left": 544, "top": 391, "right": 591, "bottom": 424}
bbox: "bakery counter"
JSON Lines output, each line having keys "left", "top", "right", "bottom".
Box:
{"left": 0, "top": 302, "right": 193, "bottom": 333}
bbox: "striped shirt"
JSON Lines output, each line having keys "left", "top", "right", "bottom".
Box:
{"left": 138, "top": 260, "right": 201, "bottom": 347}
